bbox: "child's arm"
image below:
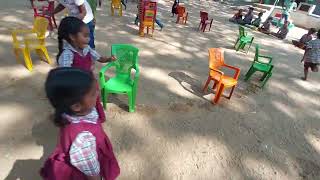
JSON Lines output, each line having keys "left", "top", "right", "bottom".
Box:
{"left": 97, "top": 56, "right": 116, "bottom": 63}
{"left": 77, "top": 4, "right": 87, "bottom": 20}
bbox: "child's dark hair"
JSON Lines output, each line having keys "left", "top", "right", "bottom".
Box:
{"left": 309, "top": 28, "right": 316, "bottom": 34}
{"left": 45, "top": 67, "right": 95, "bottom": 127}
{"left": 258, "top": 12, "right": 263, "bottom": 17}
{"left": 57, "top": 17, "right": 87, "bottom": 63}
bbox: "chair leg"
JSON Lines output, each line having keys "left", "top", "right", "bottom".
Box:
{"left": 261, "top": 72, "right": 272, "bottom": 88}
{"left": 198, "top": 22, "right": 202, "bottom": 31}
{"left": 202, "top": 24, "right": 206, "bottom": 32}
{"left": 260, "top": 72, "right": 268, "bottom": 81}
{"left": 40, "top": 47, "right": 52, "bottom": 64}
{"left": 246, "top": 39, "right": 254, "bottom": 54}
{"left": 13, "top": 48, "right": 22, "bottom": 64}
{"left": 227, "top": 86, "right": 236, "bottom": 99}
{"left": 244, "top": 67, "right": 255, "bottom": 81}
{"left": 213, "top": 83, "right": 224, "bottom": 104}
{"left": 22, "top": 48, "right": 33, "bottom": 71}
{"left": 128, "top": 91, "right": 134, "bottom": 112}
{"left": 132, "top": 88, "right": 137, "bottom": 112}
{"left": 236, "top": 41, "right": 243, "bottom": 52}
{"left": 101, "top": 88, "right": 106, "bottom": 109}
{"left": 52, "top": 15, "right": 58, "bottom": 28}
{"left": 202, "top": 77, "right": 211, "bottom": 93}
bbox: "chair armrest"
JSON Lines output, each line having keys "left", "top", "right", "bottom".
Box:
{"left": 12, "top": 29, "right": 35, "bottom": 44}
{"left": 209, "top": 68, "right": 224, "bottom": 82}
{"left": 223, "top": 64, "right": 241, "bottom": 80}
{"left": 99, "top": 62, "right": 115, "bottom": 86}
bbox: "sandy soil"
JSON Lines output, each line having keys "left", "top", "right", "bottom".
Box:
{"left": 0, "top": 0, "right": 320, "bottom": 179}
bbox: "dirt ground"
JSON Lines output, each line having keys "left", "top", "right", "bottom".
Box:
{"left": 1, "top": 0, "right": 320, "bottom": 179}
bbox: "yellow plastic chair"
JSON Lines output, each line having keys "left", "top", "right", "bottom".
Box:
{"left": 111, "top": 0, "right": 122, "bottom": 16}
{"left": 11, "top": 17, "right": 51, "bottom": 71}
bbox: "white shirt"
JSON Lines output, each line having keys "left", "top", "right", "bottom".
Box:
{"left": 58, "top": 0, "right": 94, "bottom": 23}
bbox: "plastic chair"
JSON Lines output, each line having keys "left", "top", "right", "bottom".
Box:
{"left": 11, "top": 17, "right": 51, "bottom": 71}
{"left": 234, "top": 26, "right": 254, "bottom": 54}
{"left": 202, "top": 48, "right": 240, "bottom": 104}
{"left": 244, "top": 44, "right": 273, "bottom": 88}
{"left": 33, "top": 0, "right": 57, "bottom": 31}
{"left": 198, "top": 11, "right": 213, "bottom": 32}
{"left": 99, "top": 44, "right": 140, "bottom": 112}
{"left": 111, "top": 0, "right": 122, "bottom": 16}
{"left": 176, "top": 6, "right": 188, "bottom": 24}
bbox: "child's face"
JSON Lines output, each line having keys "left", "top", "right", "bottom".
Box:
{"left": 71, "top": 26, "right": 90, "bottom": 49}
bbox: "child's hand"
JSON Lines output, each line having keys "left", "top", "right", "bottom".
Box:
{"left": 110, "top": 55, "right": 116, "bottom": 61}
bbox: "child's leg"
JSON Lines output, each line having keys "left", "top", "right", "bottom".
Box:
{"left": 87, "top": 21, "right": 95, "bottom": 49}
{"left": 155, "top": 18, "right": 164, "bottom": 29}
{"left": 303, "top": 62, "right": 310, "bottom": 80}
{"left": 135, "top": 15, "right": 139, "bottom": 25}
{"left": 121, "top": 0, "right": 126, "bottom": 10}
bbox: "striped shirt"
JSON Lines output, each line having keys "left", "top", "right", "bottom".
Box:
{"left": 64, "top": 108, "right": 100, "bottom": 176}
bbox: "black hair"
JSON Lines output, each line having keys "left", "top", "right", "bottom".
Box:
{"left": 318, "top": 29, "right": 320, "bottom": 39}
{"left": 249, "top": 7, "right": 254, "bottom": 11}
{"left": 45, "top": 67, "right": 95, "bottom": 127}
{"left": 309, "top": 28, "right": 316, "bottom": 34}
{"left": 258, "top": 12, "right": 263, "bottom": 17}
{"left": 57, "top": 17, "right": 87, "bottom": 63}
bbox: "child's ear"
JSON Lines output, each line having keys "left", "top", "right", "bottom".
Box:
{"left": 70, "top": 103, "right": 82, "bottom": 113}
{"left": 69, "top": 34, "right": 77, "bottom": 42}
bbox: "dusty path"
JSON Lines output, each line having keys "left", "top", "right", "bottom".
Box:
{"left": 0, "top": 0, "right": 320, "bottom": 179}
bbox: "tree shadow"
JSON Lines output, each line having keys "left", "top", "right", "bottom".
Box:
{"left": 4, "top": 119, "right": 57, "bottom": 180}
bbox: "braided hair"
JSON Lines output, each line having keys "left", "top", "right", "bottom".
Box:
{"left": 57, "top": 16, "right": 87, "bottom": 64}
{"left": 45, "top": 67, "right": 94, "bottom": 127}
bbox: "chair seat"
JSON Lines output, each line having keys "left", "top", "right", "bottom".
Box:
{"left": 240, "top": 36, "right": 253, "bottom": 42}
{"left": 210, "top": 71, "right": 238, "bottom": 87}
{"left": 253, "top": 62, "right": 272, "bottom": 72}
{"left": 103, "top": 77, "right": 133, "bottom": 92}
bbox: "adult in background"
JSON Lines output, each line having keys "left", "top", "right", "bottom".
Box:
{"left": 53, "top": 0, "right": 96, "bottom": 49}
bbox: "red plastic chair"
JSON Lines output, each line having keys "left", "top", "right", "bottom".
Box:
{"left": 176, "top": 6, "right": 188, "bottom": 24}
{"left": 198, "top": 11, "right": 213, "bottom": 32}
{"left": 33, "top": 0, "right": 57, "bottom": 31}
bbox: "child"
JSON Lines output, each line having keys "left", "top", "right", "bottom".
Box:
{"left": 53, "top": 0, "right": 96, "bottom": 48}
{"left": 40, "top": 67, "right": 120, "bottom": 180}
{"left": 171, "top": 0, "right": 179, "bottom": 17}
{"left": 241, "top": 7, "right": 254, "bottom": 25}
{"left": 251, "top": 12, "right": 263, "bottom": 27}
{"left": 301, "top": 29, "right": 320, "bottom": 80}
{"left": 57, "top": 16, "right": 115, "bottom": 122}
{"left": 292, "top": 28, "right": 316, "bottom": 49}
{"left": 272, "top": 20, "right": 289, "bottom": 39}
{"left": 229, "top": 9, "right": 243, "bottom": 23}
{"left": 258, "top": 17, "right": 273, "bottom": 34}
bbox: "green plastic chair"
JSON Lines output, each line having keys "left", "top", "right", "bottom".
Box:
{"left": 99, "top": 44, "right": 140, "bottom": 112}
{"left": 244, "top": 44, "right": 273, "bottom": 88}
{"left": 234, "top": 26, "right": 254, "bottom": 54}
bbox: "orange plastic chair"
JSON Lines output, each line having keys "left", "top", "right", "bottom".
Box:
{"left": 176, "top": 6, "right": 188, "bottom": 24}
{"left": 202, "top": 48, "right": 240, "bottom": 104}
{"left": 11, "top": 17, "right": 51, "bottom": 71}
{"left": 111, "top": 0, "right": 122, "bottom": 16}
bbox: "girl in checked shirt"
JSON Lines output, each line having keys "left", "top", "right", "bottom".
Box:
{"left": 40, "top": 67, "right": 120, "bottom": 180}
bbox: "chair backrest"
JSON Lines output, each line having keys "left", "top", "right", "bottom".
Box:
{"left": 111, "top": 44, "right": 139, "bottom": 76}
{"left": 254, "top": 44, "right": 262, "bottom": 63}
{"left": 33, "top": 17, "right": 49, "bottom": 39}
{"left": 47, "top": 1, "right": 55, "bottom": 12}
{"left": 112, "top": 0, "right": 121, "bottom": 7}
{"left": 200, "top": 11, "right": 208, "bottom": 22}
{"left": 177, "top": 6, "right": 185, "bottom": 16}
{"left": 208, "top": 48, "right": 224, "bottom": 70}
{"left": 239, "top": 26, "right": 245, "bottom": 37}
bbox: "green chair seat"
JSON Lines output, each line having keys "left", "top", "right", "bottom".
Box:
{"left": 104, "top": 77, "right": 133, "bottom": 92}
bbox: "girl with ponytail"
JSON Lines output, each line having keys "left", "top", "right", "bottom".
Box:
{"left": 57, "top": 16, "right": 115, "bottom": 123}
{"left": 41, "top": 67, "right": 120, "bottom": 180}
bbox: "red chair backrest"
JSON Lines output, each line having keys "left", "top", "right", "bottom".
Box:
{"left": 200, "top": 11, "right": 208, "bottom": 22}
{"left": 275, "top": 13, "right": 281, "bottom": 18}
{"left": 177, "top": 6, "right": 185, "bottom": 16}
